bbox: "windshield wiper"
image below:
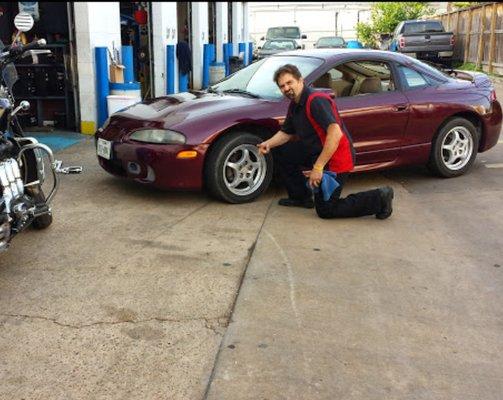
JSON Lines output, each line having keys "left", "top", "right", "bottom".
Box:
{"left": 222, "top": 88, "right": 261, "bottom": 98}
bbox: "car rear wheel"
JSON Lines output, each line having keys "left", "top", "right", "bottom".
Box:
{"left": 205, "top": 132, "right": 273, "bottom": 203}
{"left": 428, "top": 117, "right": 479, "bottom": 178}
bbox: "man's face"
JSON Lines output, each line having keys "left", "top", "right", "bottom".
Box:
{"left": 277, "top": 73, "right": 304, "bottom": 101}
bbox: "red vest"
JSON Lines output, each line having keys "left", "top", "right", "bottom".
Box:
{"left": 305, "top": 92, "right": 355, "bottom": 173}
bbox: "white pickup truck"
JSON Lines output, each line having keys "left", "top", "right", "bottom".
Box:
{"left": 260, "top": 26, "right": 307, "bottom": 49}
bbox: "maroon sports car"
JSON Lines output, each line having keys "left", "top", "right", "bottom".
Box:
{"left": 95, "top": 49, "right": 502, "bottom": 203}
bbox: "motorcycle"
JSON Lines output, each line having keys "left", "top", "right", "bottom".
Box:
{"left": 0, "top": 13, "right": 81, "bottom": 252}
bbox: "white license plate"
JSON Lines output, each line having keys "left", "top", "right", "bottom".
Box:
{"left": 97, "top": 138, "right": 112, "bottom": 160}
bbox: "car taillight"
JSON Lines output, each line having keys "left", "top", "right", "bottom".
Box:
{"left": 490, "top": 89, "right": 497, "bottom": 102}
{"left": 450, "top": 35, "right": 455, "bottom": 46}
{"left": 399, "top": 37, "right": 405, "bottom": 48}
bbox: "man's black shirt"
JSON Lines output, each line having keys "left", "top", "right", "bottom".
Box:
{"left": 281, "top": 86, "right": 337, "bottom": 157}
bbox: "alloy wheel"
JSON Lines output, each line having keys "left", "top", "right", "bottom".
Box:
{"left": 441, "top": 126, "right": 474, "bottom": 171}
{"left": 222, "top": 144, "right": 267, "bottom": 196}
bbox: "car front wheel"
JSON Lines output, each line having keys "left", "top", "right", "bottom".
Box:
{"left": 428, "top": 117, "right": 479, "bottom": 178}
{"left": 205, "top": 132, "right": 273, "bottom": 203}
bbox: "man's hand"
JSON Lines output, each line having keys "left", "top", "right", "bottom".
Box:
{"left": 257, "top": 141, "right": 270, "bottom": 155}
{"left": 302, "top": 169, "right": 323, "bottom": 188}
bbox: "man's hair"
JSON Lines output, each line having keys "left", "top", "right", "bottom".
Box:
{"left": 273, "top": 64, "right": 302, "bottom": 84}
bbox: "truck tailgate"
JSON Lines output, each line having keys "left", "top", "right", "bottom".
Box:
{"left": 402, "top": 32, "right": 453, "bottom": 52}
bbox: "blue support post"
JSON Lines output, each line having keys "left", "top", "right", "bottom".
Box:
{"left": 238, "top": 42, "right": 246, "bottom": 65}
{"left": 121, "top": 45, "right": 134, "bottom": 82}
{"left": 224, "top": 42, "right": 233, "bottom": 76}
{"left": 179, "top": 74, "right": 189, "bottom": 92}
{"left": 248, "top": 42, "right": 253, "bottom": 65}
{"left": 203, "top": 44, "right": 215, "bottom": 89}
{"left": 95, "top": 47, "right": 109, "bottom": 127}
{"left": 166, "top": 45, "right": 175, "bottom": 94}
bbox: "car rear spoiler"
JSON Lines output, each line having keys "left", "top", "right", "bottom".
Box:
{"left": 451, "top": 70, "right": 492, "bottom": 88}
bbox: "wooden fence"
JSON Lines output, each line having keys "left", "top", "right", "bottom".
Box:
{"left": 431, "top": 2, "right": 503, "bottom": 75}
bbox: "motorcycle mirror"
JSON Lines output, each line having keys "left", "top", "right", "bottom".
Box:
{"left": 19, "top": 100, "right": 30, "bottom": 111}
{"left": 14, "top": 13, "right": 34, "bottom": 32}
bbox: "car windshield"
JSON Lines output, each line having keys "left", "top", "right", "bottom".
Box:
{"left": 262, "top": 40, "right": 296, "bottom": 51}
{"left": 317, "top": 37, "right": 345, "bottom": 47}
{"left": 210, "top": 56, "right": 324, "bottom": 100}
{"left": 404, "top": 21, "right": 443, "bottom": 34}
{"left": 266, "top": 27, "right": 301, "bottom": 39}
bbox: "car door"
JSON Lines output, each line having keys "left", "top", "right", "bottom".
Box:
{"left": 327, "top": 58, "right": 411, "bottom": 167}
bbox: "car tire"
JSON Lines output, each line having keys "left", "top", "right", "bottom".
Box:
{"left": 205, "top": 132, "right": 273, "bottom": 203}
{"left": 428, "top": 117, "right": 479, "bottom": 178}
{"left": 28, "top": 186, "right": 53, "bottom": 230}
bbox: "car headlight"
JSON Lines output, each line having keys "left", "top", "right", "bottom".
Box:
{"left": 129, "top": 129, "right": 186, "bottom": 144}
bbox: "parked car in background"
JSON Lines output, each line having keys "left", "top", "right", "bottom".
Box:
{"left": 388, "top": 19, "right": 454, "bottom": 66}
{"left": 260, "top": 26, "right": 307, "bottom": 49}
{"left": 314, "top": 36, "right": 346, "bottom": 49}
{"left": 96, "top": 49, "right": 501, "bottom": 204}
{"left": 256, "top": 39, "right": 300, "bottom": 59}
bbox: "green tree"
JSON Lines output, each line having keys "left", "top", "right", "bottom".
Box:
{"left": 356, "top": 2, "right": 434, "bottom": 48}
{"left": 452, "top": 2, "right": 481, "bottom": 9}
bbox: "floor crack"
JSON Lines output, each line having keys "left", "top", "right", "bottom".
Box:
{"left": 0, "top": 313, "right": 228, "bottom": 331}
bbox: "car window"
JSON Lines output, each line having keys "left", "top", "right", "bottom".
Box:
{"left": 403, "top": 21, "right": 443, "bottom": 34}
{"left": 316, "top": 60, "right": 397, "bottom": 97}
{"left": 394, "top": 22, "right": 403, "bottom": 36}
{"left": 397, "top": 66, "right": 429, "bottom": 89}
{"left": 210, "top": 56, "right": 323, "bottom": 100}
{"left": 266, "top": 27, "right": 300, "bottom": 39}
{"left": 405, "top": 57, "right": 450, "bottom": 81}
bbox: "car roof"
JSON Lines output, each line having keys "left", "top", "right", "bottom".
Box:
{"left": 273, "top": 48, "right": 406, "bottom": 63}
{"left": 404, "top": 19, "right": 441, "bottom": 23}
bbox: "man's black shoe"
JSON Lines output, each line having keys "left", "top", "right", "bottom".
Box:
{"left": 376, "top": 186, "right": 394, "bottom": 219}
{"left": 278, "top": 198, "right": 314, "bottom": 209}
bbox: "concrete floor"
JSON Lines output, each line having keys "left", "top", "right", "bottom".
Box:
{"left": 0, "top": 85, "right": 502, "bottom": 399}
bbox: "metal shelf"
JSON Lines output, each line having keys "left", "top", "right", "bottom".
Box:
{"left": 12, "top": 44, "right": 72, "bottom": 129}
{"left": 15, "top": 63, "right": 65, "bottom": 68}
{"left": 22, "top": 96, "right": 66, "bottom": 100}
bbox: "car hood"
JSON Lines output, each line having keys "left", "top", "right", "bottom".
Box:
{"left": 106, "top": 91, "right": 286, "bottom": 144}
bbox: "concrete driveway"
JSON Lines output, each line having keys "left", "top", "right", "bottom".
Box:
{"left": 0, "top": 83, "right": 502, "bottom": 399}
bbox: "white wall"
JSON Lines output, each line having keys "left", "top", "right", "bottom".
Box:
{"left": 191, "top": 2, "right": 208, "bottom": 89}
{"left": 215, "top": 2, "right": 228, "bottom": 62}
{"left": 74, "top": 2, "right": 121, "bottom": 133}
{"left": 248, "top": 2, "right": 372, "bottom": 48}
{"left": 152, "top": 2, "right": 178, "bottom": 97}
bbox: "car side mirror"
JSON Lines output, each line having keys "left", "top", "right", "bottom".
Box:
{"left": 260, "top": 36, "right": 265, "bottom": 40}
{"left": 301, "top": 34, "right": 307, "bottom": 39}
{"left": 257, "top": 46, "right": 261, "bottom": 49}
{"left": 297, "top": 46, "right": 302, "bottom": 49}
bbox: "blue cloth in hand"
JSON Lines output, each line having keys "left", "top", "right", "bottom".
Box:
{"left": 306, "top": 171, "right": 339, "bottom": 202}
